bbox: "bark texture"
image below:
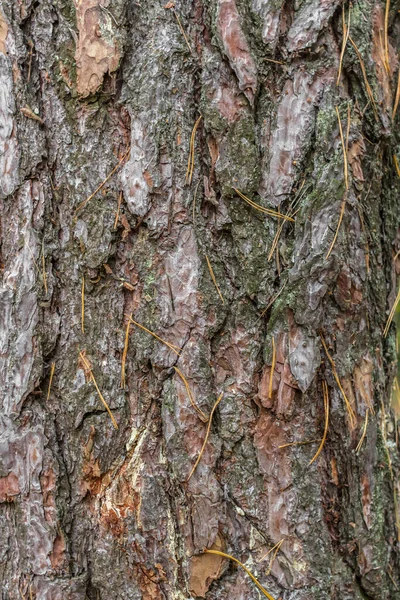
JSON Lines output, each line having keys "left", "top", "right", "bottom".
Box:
{"left": 0, "top": 0, "right": 400, "bottom": 598}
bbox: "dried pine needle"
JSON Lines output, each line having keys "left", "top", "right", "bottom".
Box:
{"left": 356, "top": 205, "right": 370, "bottom": 275}
{"left": 384, "top": 0, "right": 390, "bottom": 74}
{"left": 336, "top": 106, "right": 349, "bottom": 190}
{"left": 41, "top": 239, "right": 48, "bottom": 295}
{"left": 192, "top": 180, "right": 200, "bottom": 224}
{"left": 394, "top": 155, "right": 400, "bottom": 177}
{"left": 337, "top": 4, "right": 351, "bottom": 86}
{"left": 279, "top": 439, "right": 321, "bottom": 449}
{"left": 260, "top": 282, "right": 287, "bottom": 319}
{"left": 348, "top": 37, "right": 378, "bottom": 120}
{"left": 233, "top": 188, "right": 294, "bottom": 222}
{"left": 259, "top": 539, "right": 284, "bottom": 564}
{"left": 264, "top": 539, "right": 284, "bottom": 576}
{"left": 75, "top": 146, "right": 131, "bottom": 215}
{"left": 383, "top": 286, "right": 400, "bottom": 337}
{"left": 81, "top": 275, "right": 85, "bottom": 334}
{"left": 325, "top": 192, "right": 347, "bottom": 259}
{"left": 185, "top": 115, "right": 202, "bottom": 186}
{"left": 356, "top": 408, "right": 369, "bottom": 452}
{"left": 114, "top": 191, "right": 122, "bottom": 229}
{"left": 173, "top": 366, "right": 208, "bottom": 422}
{"left": 121, "top": 314, "right": 132, "bottom": 389}
{"left": 187, "top": 392, "right": 223, "bottom": 481}
{"left": 206, "top": 255, "right": 224, "bottom": 304}
{"left": 320, "top": 334, "right": 356, "bottom": 427}
{"left": 129, "top": 317, "right": 181, "bottom": 355}
{"left": 393, "top": 67, "right": 400, "bottom": 120}
{"left": 268, "top": 337, "right": 276, "bottom": 400}
{"left": 309, "top": 380, "right": 329, "bottom": 465}
{"left": 173, "top": 9, "right": 193, "bottom": 55}
{"left": 79, "top": 350, "right": 118, "bottom": 429}
{"left": 204, "top": 550, "right": 276, "bottom": 600}
{"left": 46, "top": 362, "right": 55, "bottom": 401}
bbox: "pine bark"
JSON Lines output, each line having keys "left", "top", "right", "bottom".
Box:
{"left": 0, "top": 0, "right": 399, "bottom": 598}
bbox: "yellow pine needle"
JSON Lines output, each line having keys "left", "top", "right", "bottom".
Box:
{"left": 325, "top": 192, "right": 347, "bottom": 259}
{"left": 46, "top": 362, "right": 55, "bottom": 401}
{"left": 337, "top": 4, "right": 351, "bottom": 86}
{"left": 81, "top": 275, "right": 85, "bottom": 334}
{"left": 233, "top": 188, "right": 295, "bottom": 222}
{"left": 267, "top": 211, "right": 291, "bottom": 262}
{"left": 187, "top": 392, "right": 223, "bottom": 481}
{"left": 121, "top": 314, "right": 132, "bottom": 389}
{"left": 79, "top": 351, "right": 118, "bottom": 429}
{"left": 129, "top": 317, "right": 181, "bottom": 355}
{"left": 320, "top": 334, "right": 356, "bottom": 427}
{"left": 41, "top": 239, "right": 48, "bottom": 294}
{"left": 268, "top": 337, "right": 276, "bottom": 399}
{"left": 309, "top": 380, "right": 330, "bottom": 465}
{"left": 204, "top": 550, "right": 276, "bottom": 600}
{"left": 279, "top": 438, "right": 321, "bottom": 449}
{"left": 356, "top": 408, "right": 369, "bottom": 452}
{"left": 173, "top": 9, "right": 193, "bottom": 55}
{"left": 185, "top": 115, "right": 202, "bottom": 185}
{"left": 383, "top": 286, "right": 400, "bottom": 337}
{"left": 206, "top": 255, "right": 224, "bottom": 304}
{"left": 75, "top": 147, "right": 131, "bottom": 214}
{"left": 394, "top": 155, "right": 400, "bottom": 177}
{"left": 384, "top": 0, "right": 390, "bottom": 74}
{"left": 348, "top": 37, "right": 378, "bottom": 120}
{"left": 393, "top": 67, "right": 400, "bottom": 120}
{"left": 174, "top": 366, "right": 208, "bottom": 422}
{"left": 114, "top": 191, "right": 122, "bottom": 229}
{"left": 336, "top": 106, "right": 349, "bottom": 190}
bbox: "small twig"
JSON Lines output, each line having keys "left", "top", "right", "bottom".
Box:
{"left": 75, "top": 147, "right": 130, "bottom": 215}
{"left": 81, "top": 275, "right": 85, "bottom": 334}
{"left": 121, "top": 314, "right": 132, "bottom": 389}
{"left": 187, "top": 392, "right": 223, "bottom": 481}
{"left": 173, "top": 366, "right": 208, "bottom": 422}
{"left": 268, "top": 337, "right": 276, "bottom": 400}
{"left": 114, "top": 191, "right": 122, "bottom": 229}
{"left": 356, "top": 408, "right": 369, "bottom": 452}
{"left": 20, "top": 105, "right": 44, "bottom": 124}
{"left": 337, "top": 4, "right": 351, "bottom": 86}
{"left": 173, "top": 9, "right": 194, "bottom": 55}
{"left": 185, "top": 115, "right": 202, "bottom": 185}
{"left": 79, "top": 351, "right": 118, "bottom": 429}
{"left": 320, "top": 334, "right": 356, "bottom": 427}
{"left": 41, "top": 239, "right": 48, "bottom": 295}
{"left": 129, "top": 317, "right": 181, "bottom": 355}
{"left": 47, "top": 362, "right": 55, "bottom": 401}
{"left": 204, "top": 550, "right": 275, "bottom": 600}
{"left": 309, "top": 380, "right": 329, "bottom": 465}
{"left": 383, "top": 286, "right": 400, "bottom": 337}
{"left": 233, "top": 188, "right": 294, "bottom": 222}
{"left": 206, "top": 255, "right": 224, "bottom": 304}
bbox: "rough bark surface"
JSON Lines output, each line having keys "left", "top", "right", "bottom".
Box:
{"left": 0, "top": 0, "right": 399, "bottom": 598}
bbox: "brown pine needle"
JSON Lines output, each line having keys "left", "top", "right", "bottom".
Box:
{"left": 192, "top": 180, "right": 200, "bottom": 224}
{"left": 320, "top": 334, "right": 356, "bottom": 427}
{"left": 356, "top": 205, "right": 370, "bottom": 274}
{"left": 129, "top": 317, "right": 181, "bottom": 355}
{"left": 260, "top": 539, "right": 284, "bottom": 563}
{"left": 41, "top": 239, "right": 48, "bottom": 294}
{"left": 204, "top": 550, "right": 276, "bottom": 600}
{"left": 268, "top": 337, "right": 276, "bottom": 399}
{"left": 260, "top": 282, "right": 287, "bottom": 318}
{"left": 185, "top": 115, "right": 202, "bottom": 185}
{"left": 47, "top": 362, "right": 55, "bottom": 401}
{"left": 336, "top": 106, "right": 349, "bottom": 190}
{"left": 325, "top": 192, "right": 347, "bottom": 259}
{"left": 356, "top": 408, "right": 369, "bottom": 452}
{"left": 279, "top": 438, "right": 321, "bottom": 449}
{"left": 268, "top": 212, "right": 291, "bottom": 262}
{"left": 81, "top": 275, "right": 85, "bottom": 334}
{"left": 309, "top": 380, "right": 330, "bottom": 465}
{"left": 79, "top": 351, "right": 118, "bottom": 429}
{"left": 206, "top": 255, "right": 224, "bottom": 304}
{"left": 348, "top": 37, "right": 378, "bottom": 120}
{"left": 233, "top": 188, "right": 295, "bottom": 222}
{"left": 173, "top": 9, "right": 193, "bottom": 55}
{"left": 121, "top": 314, "right": 132, "bottom": 389}
{"left": 383, "top": 286, "right": 400, "bottom": 337}
{"left": 337, "top": 4, "right": 351, "bottom": 86}
{"left": 114, "top": 191, "right": 122, "bottom": 229}
{"left": 187, "top": 392, "right": 223, "bottom": 481}
{"left": 173, "top": 366, "right": 208, "bottom": 422}
{"left": 264, "top": 539, "right": 284, "bottom": 576}
{"left": 75, "top": 147, "right": 131, "bottom": 214}
{"left": 393, "top": 67, "right": 400, "bottom": 119}
{"left": 384, "top": 0, "right": 390, "bottom": 74}
{"left": 394, "top": 155, "right": 400, "bottom": 177}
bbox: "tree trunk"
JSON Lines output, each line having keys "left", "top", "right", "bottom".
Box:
{"left": 0, "top": 0, "right": 399, "bottom": 598}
